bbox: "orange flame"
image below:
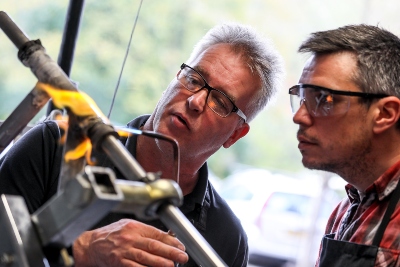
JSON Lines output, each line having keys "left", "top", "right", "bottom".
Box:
{"left": 64, "top": 138, "right": 95, "bottom": 165}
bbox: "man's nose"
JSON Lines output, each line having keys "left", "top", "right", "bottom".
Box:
{"left": 293, "top": 101, "right": 313, "bottom": 125}
{"left": 187, "top": 88, "right": 208, "bottom": 113}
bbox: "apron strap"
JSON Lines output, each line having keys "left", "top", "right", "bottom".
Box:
{"left": 372, "top": 180, "right": 400, "bottom": 246}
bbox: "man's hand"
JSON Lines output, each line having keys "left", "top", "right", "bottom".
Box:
{"left": 73, "top": 219, "right": 189, "bottom": 267}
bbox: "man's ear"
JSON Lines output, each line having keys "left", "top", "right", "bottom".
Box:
{"left": 373, "top": 96, "right": 400, "bottom": 134}
{"left": 223, "top": 123, "right": 250, "bottom": 148}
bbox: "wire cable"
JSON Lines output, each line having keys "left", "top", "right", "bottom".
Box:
{"left": 107, "top": 0, "right": 144, "bottom": 119}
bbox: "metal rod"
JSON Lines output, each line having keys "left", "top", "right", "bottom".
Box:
{"left": 101, "top": 135, "right": 147, "bottom": 180}
{"left": 0, "top": 11, "right": 79, "bottom": 153}
{"left": 159, "top": 204, "right": 228, "bottom": 267}
{"left": 0, "top": 88, "right": 49, "bottom": 152}
{"left": 0, "top": 11, "right": 29, "bottom": 49}
{"left": 99, "top": 135, "right": 227, "bottom": 266}
{"left": 57, "top": 0, "right": 85, "bottom": 76}
{"left": 47, "top": 0, "right": 86, "bottom": 115}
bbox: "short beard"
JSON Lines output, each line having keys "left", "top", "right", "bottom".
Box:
{"left": 303, "top": 139, "right": 372, "bottom": 183}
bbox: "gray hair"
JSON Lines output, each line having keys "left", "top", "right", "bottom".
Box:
{"left": 298, "top": 24, "right": 400, "bottom": 98}
{"left": 186, "top": 22, "right": 284, "bottom": 122}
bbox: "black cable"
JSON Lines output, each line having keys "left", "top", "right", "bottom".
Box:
{"left": 107, "top": 0, "right": 144, "bottom": 119}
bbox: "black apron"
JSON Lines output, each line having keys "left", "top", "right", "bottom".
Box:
{"left": 319, "top": 180, "right": 400, "bottom": 267}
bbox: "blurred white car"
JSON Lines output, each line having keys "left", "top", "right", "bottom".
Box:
{"left": 219, "top": 168, "right": 341, "bottom": 267}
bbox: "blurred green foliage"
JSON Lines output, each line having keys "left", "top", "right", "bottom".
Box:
{"left": 1, "top": 0, "right": 399, "bottom": 179}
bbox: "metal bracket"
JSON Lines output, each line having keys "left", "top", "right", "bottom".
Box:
{"left": 32, "top": 166, "right": 124, "bottom": 248}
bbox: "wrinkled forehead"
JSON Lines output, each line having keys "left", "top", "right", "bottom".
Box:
{"left": 187, "top": 44, "right": 261, "bottom": 112}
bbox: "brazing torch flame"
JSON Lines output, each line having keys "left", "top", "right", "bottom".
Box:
{"left": 37, "top": 82, "right": 106, "bottom": 118}
{"left": 36, "top": 82, "right": 130, "bottom": 164}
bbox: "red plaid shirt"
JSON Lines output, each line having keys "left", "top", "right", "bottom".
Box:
{"left": 316, "top": 161, "right": 400, "bottom": 266}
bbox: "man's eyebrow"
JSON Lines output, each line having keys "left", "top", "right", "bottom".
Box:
{"left": 196, "top": 65, "right": 237, "bottom": 101}
{"left": 196, "top": 65, "right": 209, "bottom": 78}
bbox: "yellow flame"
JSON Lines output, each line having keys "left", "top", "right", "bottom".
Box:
{"left": 117, "top": 130, "right": 130, "bottom": 138}
{"left": 36, "top": 82, "right": 108, "bottom": 121}
{"left": 36, "top": 82, "right": 130, "bottom": 163}
{"left": 64, "top": 138, "right": 95, "bottom": 165}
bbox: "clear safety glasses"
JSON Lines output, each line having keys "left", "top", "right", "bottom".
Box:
{"left": 289, "top": 83, "right": 389, "bottom": 117}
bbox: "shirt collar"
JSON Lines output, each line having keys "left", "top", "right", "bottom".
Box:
{"left": 180, "top": 162, "right": 209, "bottom": 213}
{"left": 373, "top": 160, "right": 400, "bottom": 201}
